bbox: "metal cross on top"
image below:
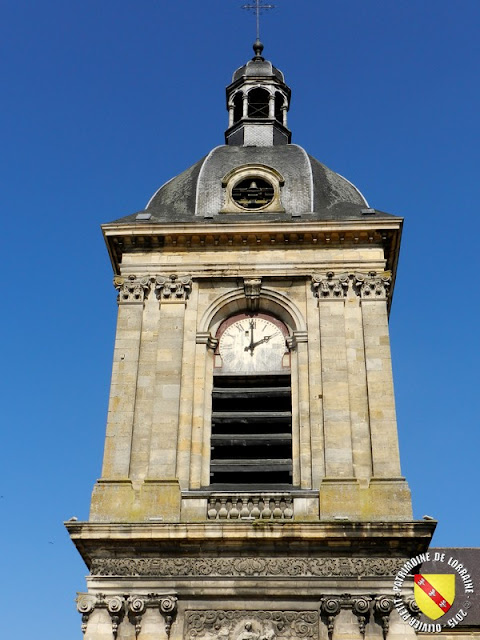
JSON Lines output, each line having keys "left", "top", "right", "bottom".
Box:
{"left": 242, "top": 0, "right": 275, "bottom": 41}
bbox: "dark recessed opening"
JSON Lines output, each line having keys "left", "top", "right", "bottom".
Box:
{"left": 232, "top": 178, "right": 274, "bottom": 209}
{"left": 274, "top": 92, "right": 283, "bottom": 122}
{"left": 210, "top": 374, "right": 292, "bottom": 486}
{"left": 233, "top": 92, "right": 243, "bottom": 123}
{"left": 247, "top": 88, "right": 270, "bottom": 118}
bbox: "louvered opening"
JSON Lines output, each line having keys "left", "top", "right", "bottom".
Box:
{"left": 210, "top": 374, "right": 292, "bottom": 487}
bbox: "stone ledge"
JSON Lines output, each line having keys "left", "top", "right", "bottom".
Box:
{"left": 66, "top": 520, "right": 436, "bottom": 571}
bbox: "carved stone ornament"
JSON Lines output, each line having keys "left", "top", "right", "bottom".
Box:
{"left": 207, "top": 495, "right": 293, "bottom": 520}
{"left": 107, "top": 596, "right": 125, "bottom": 638}
{"left": 405, "top": 594, "right": 420, "bottom": 616}
{"left": 128, "top": 596, "right": 146, "bottom": 638}
{"left": 91, "top": 556, "right": 404, "bottom": 578}
{"left": 244, "top": 277, "right": 262, "bottom": 311}
{"left": 160, "top": 596, "right": 178, "bottom": 637}
{"left": 114, "top": 275, "right": 151, "bottom": 303}
{"left": 353, "top": 271, "right": 391, "bottom": 299}
{"left": 320, "top": 598, "right": 341, "bottom": 639}
{"left": 352, "top": 596, "right": 371, "bottom": 637}
{"left": 312, "top": 272, "right": 349, "bottom": 298}
{"left": 312, "top": 271, "right": 392, "bottom": 300}
{"left": 374, "top": 596, "right": 394, "bottom": 639}
{"left": 76, "top": 593, "right": 177, "bottom": 638}
{"left": 185, "top": 610, "right": 318, "bottom": 640}
{"left": 76, "top": 594, "right": 97, "bottom": 635}
{"left": 155, "top": 274, "right": 192, "bottom": 301}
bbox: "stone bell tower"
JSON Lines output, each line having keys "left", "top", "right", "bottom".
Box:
{"left": 67, "top": 42, "right": 435, "bottom": 640}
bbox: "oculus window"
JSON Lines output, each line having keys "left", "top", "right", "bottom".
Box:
{"left": 220, "top": 164, "right": 285, "bottom": 214}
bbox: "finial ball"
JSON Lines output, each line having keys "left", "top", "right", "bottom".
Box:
{"left": 253, "top": 39, "right": 264, "bottom": 58}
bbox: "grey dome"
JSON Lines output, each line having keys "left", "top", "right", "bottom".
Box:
{"left": 113, "top": 145, "right": 394, "bottom": 225}
{"left": 232, "top": 58, "right": 285, "bottom": 83}
{"left": 231, "top": 41, "right": 285, "bottom": 83}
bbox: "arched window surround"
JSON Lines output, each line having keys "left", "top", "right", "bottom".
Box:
{"left": 188, "top": 287, "right": 311, "bottom": 491}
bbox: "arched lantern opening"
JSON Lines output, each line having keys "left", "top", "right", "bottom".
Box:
{"left": 248, "top": 88, "right": 270, "bottom": 118}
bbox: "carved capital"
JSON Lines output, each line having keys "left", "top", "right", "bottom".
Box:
{"left": 155, "top": 274, "right": 192, "bottom": 301}
{"left": 114, "top": 275, "right": 151, "bottom": 304}
{"left": 374, "top": 596, "right": 394, "bottom": 639}
{"left": 244, "top": 277, "right": 262, "bottom": 311}
{"left": 352, "top": 596, "right": 371, "bottom": 637}
{"left": 320, "top": 598, "right": 341, "bottom": 639}
{"left": 128, "top": 596, "right": 147, "bottom": 638}
{"left": 77, "top": 594, "right": 97, "bottom": 635}
{"left": 107, "top": 596, "right": 125, "bottom": 638}
{"left": 353, "top": 271, "right": 391, "bottom": 299}
{"left": 312, "top": 272, "right": 349, "bottom": 299}
{"left": 77, "top": 592, "right": 177, "bottom": 638}
{"left": 159, "top": 596, "right": 177, "bottom": 637}
{"left": 405, "top": 594, "right": 420, "bottom": 616}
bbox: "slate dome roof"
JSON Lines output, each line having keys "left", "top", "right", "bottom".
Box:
{"left": 110, "top": 44, "right": 395, "bottom": 226}
{"left": 112, "top": 144, "right": 393, "bottom": 225}
{"left": 232, "top": 40, "right": 285, "bottom": 83}
{"left": 232, "top": 57, "right": 285, "bottom": 83}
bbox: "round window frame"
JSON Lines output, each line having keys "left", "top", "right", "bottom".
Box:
{"left": 231, "top": 177, "right": 275, "bottom": 210}
{"left": 220, "top": 164, "right": 285, "bottom": 214}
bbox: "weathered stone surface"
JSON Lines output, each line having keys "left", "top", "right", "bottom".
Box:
{"left": 89, "top": 479, "right": 181, "bottom": 522}
{"left": 319, "top": 478, "right": 413, "bottom": 521}
{"left": 184, "top": 610, "right": 319, "bottom": 640}
{"left": 90, "top": 556, "right": 405, "bottom": 578}
{"left": 71, "top": 188, "right": 431, "bottom": 640}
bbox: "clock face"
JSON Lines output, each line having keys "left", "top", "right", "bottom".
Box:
{"left": 218, "top": 315, "right": 287, "bottom": 373}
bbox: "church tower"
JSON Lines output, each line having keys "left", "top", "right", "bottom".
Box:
{"left": 67, "top": 41, "right": 435, "bottom": 640}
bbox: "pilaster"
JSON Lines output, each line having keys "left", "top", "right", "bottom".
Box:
{"left": 305, "top": 278, "right": 325, "bottom": 489}
{"left": 176, "top": 281, "right": 200, "bottom": 487}
{"left": 313, "top": 272, "right": 412, "bottom": 520}
{"left": 189, "top": 334, "right": 215, "bottom": 489}
{"left": 91, "top": 274, "right": 191, "bottom": 522}
{"left": 314, "top": 273, "right": 354, "bottom": 478}
{"left": 101, "top": 275, "right": 151, "bottom": 479}
{"left": 148, "top": 275, "right": 192, "bottom": 480}
{"left": 294, "top": 329, "right": 312, "bottom": 488}
{"left": 356, "top": 273, "right": 402, "bottom": 478}
{"left": 344, "top": 293, "right": 372, "bottom": 482}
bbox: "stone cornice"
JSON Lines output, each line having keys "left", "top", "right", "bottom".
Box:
{"left": 102, "top": 219, "right": 402, "bottom": 237}
{"left": 102, "top": 219, "right": 402, "bottom": 285}
{"left": 66, "top": 520, "right": 435, "bottom": 570}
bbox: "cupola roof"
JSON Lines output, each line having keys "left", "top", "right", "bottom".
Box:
{"left": 232, "top": 40, "right": 285, "bottom": 82}
{"left": 107, "top": 44, "right": 398, "bottom": 226}
{"left": 112, "top": 145, "right": 397, "bottom": 225}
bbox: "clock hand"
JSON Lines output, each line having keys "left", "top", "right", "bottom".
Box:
{"left": 251, "top": 334, "right": 273, "bottom": 350}
{"left": 245, "top": 318, "right": 255, "bottom": 355}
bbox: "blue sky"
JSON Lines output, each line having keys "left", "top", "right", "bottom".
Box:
{"left": 1, "top": 1, "right": 479, "bottom": 638}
